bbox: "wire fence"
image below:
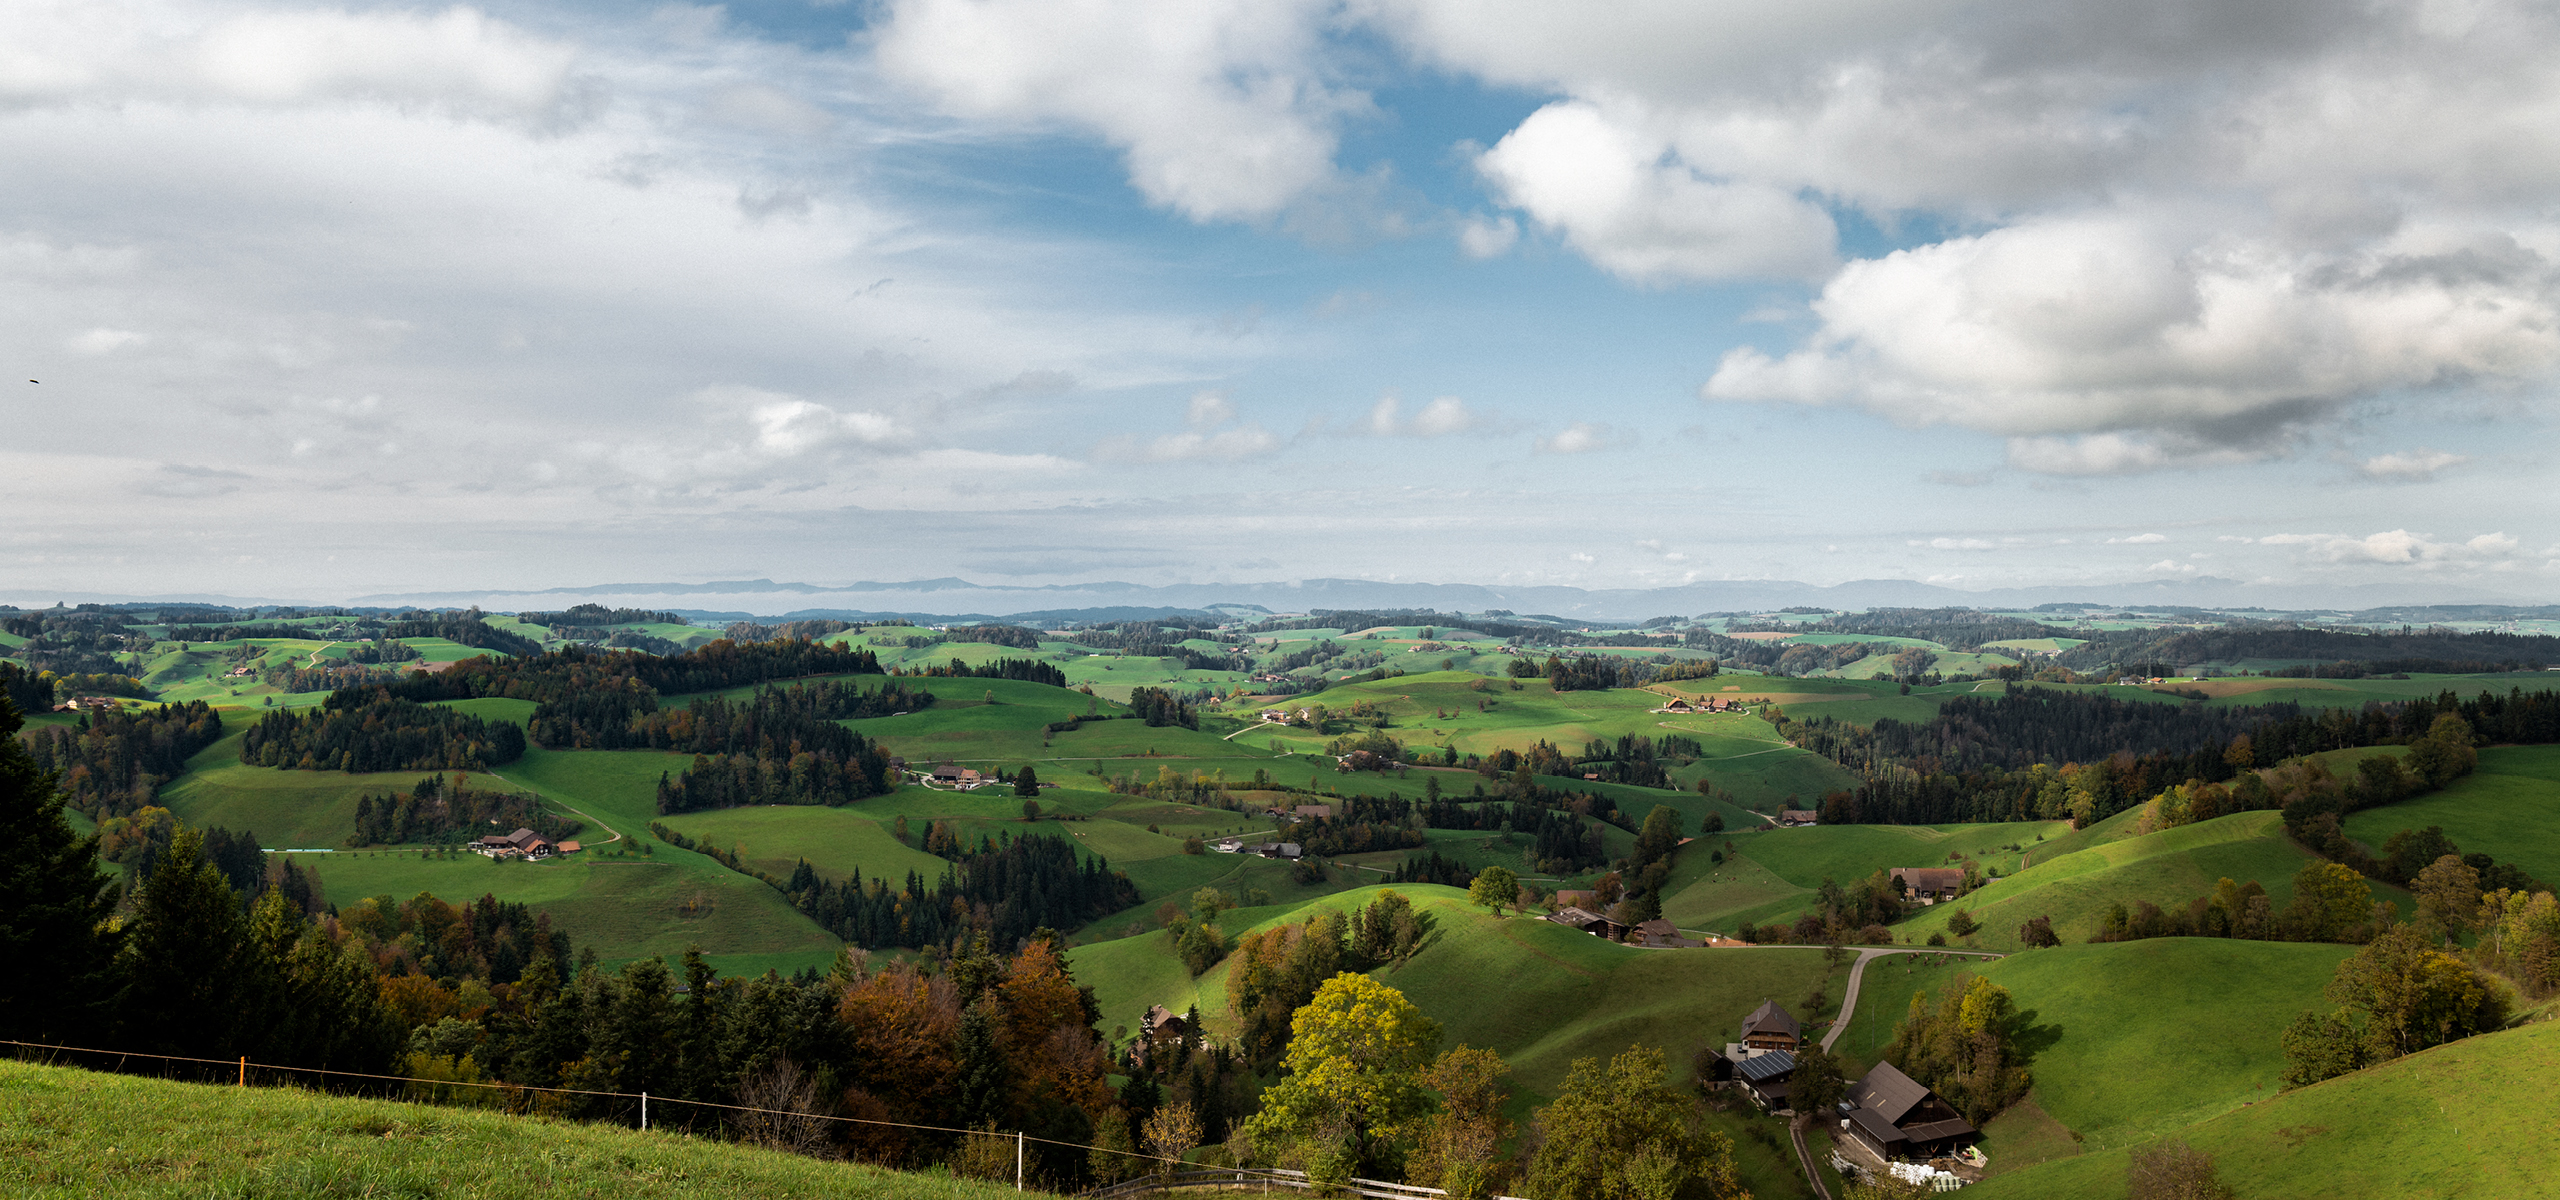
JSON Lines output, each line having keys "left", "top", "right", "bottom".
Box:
{"left": 0, "top": 1036, "right": 1317, "bottom": 1196}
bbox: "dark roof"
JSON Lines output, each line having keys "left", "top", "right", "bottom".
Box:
{"left": 1901, "top": 1117, "right": 1979, "bottom": 1145}
{"left": 1851, "top": 1061, "right": 1930, "bottom": 1125}
{"left": 1890, "top": 867, "right": 1964, "bottom": 890}
{"left": 1845, "top": 1104, "right": 1904, "bottom": 1147}
{"left": 1743, "top": 999, "right": 1801, "bottom": 1039}
{"left": 1734, "top": 1050, "right": 1796, "bottom": 1083}
{"left": 1636, "top": 918, "right": 1677, "bottom": 937}
{"left": 1547, "top": 906, "right": 1607, "bottom": 926}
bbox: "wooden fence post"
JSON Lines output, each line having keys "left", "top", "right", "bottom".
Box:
{"left": 641, "top": 1092, "right": 649, "bottom": 1131}
{"left": 1016, "top": 1130, "right": 1025, "bottom": 1191}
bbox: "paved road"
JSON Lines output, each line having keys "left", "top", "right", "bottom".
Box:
{"left": 1819, "top": 947, "right": 2004, "bottom": 1053}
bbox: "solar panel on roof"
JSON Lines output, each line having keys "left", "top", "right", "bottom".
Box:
{"left": 1735, "top": 1050, "right": 1796, "bottom": 1082}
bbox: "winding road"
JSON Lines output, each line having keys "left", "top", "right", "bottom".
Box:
{"left": 1786, "top": 945, "right": 2005, "bottom": 1198}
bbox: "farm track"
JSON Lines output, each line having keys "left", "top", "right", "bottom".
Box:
{"left": 1820, "top": 947, "right": 2003, "bottom": 1053}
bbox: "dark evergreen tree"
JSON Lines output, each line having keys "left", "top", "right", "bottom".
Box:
{"left": 115, "top": 827, "right": 252, "bottom": 1059}
{"left": 0, "top": 695, "right": 122, "bottom": 1043}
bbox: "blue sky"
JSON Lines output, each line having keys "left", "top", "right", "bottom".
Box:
{"left": 3, "top": 0, "right": 2557, "bottom": 603}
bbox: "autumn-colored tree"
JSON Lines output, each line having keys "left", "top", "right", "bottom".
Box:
{"left": 838, "top": 960, "right": 961, "bottom": 1133}
{"left": 2412, "top": 853, "right": 2482, "bottom": 944}
{"left": 1527, "top": 1044, "right": 1743, "bottom": 1200}
{"left": 2282, "top": 861, "right": 2373, "bottom": 942}
{"left": 2127, "top": 1139, "right": 2234, "bottom": 1200}
{"left": 1405, "top": 1045, "right": 1513, "bottom": 1200}
{"left": 1241, "top": 974, "right": 1442, "bottom": 1182}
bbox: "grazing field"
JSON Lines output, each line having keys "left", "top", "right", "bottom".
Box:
{"left": 156, "top": 724, "right": 528, "bottom": 850}
{"left": 1892, "top": 811, "right": 2396, "bottom": 951}
{"left": 2342, "top": 744, "right": 2560, "bottom": 886}
{"left": 1975, "top": 940, "right": 2357, "bottom": 1148}
{"left": 655, "top": 803, "right": 951, "bottom": 884}
{"left": 1969, "top": 1019, "right": 2560, "bottom": 1199}
{"left": 1731, "top": 821, "right": 2070, "bottom": 891}
{"left": 0, "top": 1059, "right": 1028, "bottom": 1200}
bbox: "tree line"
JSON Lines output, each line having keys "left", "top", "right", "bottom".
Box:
{"left": 20, "top": 700, "right": 225, "bottom": 818}
{"left": 241, "top": 689, "right": 527, "bottom": 773}
{"left": 895, "top": 656, "right": 1070, "bottom": 688}
{"left": 350, "top": 773, "right": 582, "bottom": 848}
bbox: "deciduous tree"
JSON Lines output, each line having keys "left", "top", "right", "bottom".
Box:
{"left": 1526, "top": 1044, "right": 1743, "bottom": 1200}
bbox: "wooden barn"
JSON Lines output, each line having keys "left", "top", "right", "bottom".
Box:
{"left": 1840, "top": 1062, "right": 1980, "bottom": 1161}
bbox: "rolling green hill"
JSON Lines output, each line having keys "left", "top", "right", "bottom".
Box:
{"left": 1067, "top": 884, "right": 1841, "bottom": 1100}
{"left": 1968, "top": 1018, "right": 2560, "bottom": 1199}
{"left": 2343, "top": 744, "right": 2560, "bottom": 886}
{"left": 0, "top": 1059, "right": 1027, "bottom": 1200}
{"left": 1893, "top": 811, "right": 2396, "bottom": 951}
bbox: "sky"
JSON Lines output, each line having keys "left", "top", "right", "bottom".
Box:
{"left": 5, "top": 0, "right": 2559, "bottom": 604}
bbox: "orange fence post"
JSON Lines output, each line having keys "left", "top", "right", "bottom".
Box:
{"left": 238, "top": 1057, "right": 247, "bottom": 1087}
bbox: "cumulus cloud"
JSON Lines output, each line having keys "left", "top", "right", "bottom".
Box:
{"left": 1475, "top": 101, "right": 1836, "bottom": 283}
{"left": 872, "top": 0, "right": 1359, "bottom": 223}
{"left": 1353, "top": 393, "right": 1481, "bottom": 437}
{"left": 2258, "top": 529, "right": 2520, "bottom": 565}
{"left": 1535, "top": 421, "right": 1618, "bottom": 454}
{"left": 2357, "top": 448, "right": 2468, "bottom": 481}
{"left": 2108, "top": 533, "right": 2169, "bottom": 544}
{"left": 1094, "top": 390, "right": 1279, "bottom": 461}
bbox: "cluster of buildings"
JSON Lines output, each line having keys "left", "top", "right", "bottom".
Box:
{"left": 1542, "top": 902, "right": 1696, "bottom": 948}
{"left": 1650, "top": 696, "right": 1749, "bottom": 714}
{"left": 1212, "top": 837, "right": 1302, "bottom": 859}
{"left": 471, "top": 828, "right": 580, "bottom": 860}
{"left": 1700, "top": 999, "right": 1981, "bottom": 1182}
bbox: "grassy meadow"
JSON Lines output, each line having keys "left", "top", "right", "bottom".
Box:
{"left": 1969, "top": 1018, "right": 2560, "bottom": 1199}
{"left": 2343, "top": 744, "right": 2560, "bottom": 885}
{"left": 0, "top": 1059, "right": 1030, "bottom": 1200}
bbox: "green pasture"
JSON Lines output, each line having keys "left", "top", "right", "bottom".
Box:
{"left": 1981, "top": 638, "right": 2086, "bottom": 653}
{"left": 1656, "top": 846, "right": 1814, "bottom": 933}
{"left": 1894, "top": 812, "right": 2397, "bottom": 951}
{"left": 0, "top": 1059, "right": 1032, "bottom": 1200}
{"left": 1732, "top": 821, "right": 2069, "bottom": 891}
{"left": 1970, "top": 940, "right": 2357, "bottom": 1149}
{"left": 655, "top": 804, "right": 951, "bottom": 884}
{"left": 2343, "top": 744, "right": 2560, "bottom": 886}
{"left": 1970, "top": 1020, "right": 2558, "bottom": 1200}
{"left": 156, "top": 723, "right": 531, "bottom": 850}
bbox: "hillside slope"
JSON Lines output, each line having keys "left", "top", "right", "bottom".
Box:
{"left": 0, "top": 1059, "right": 1029, "bottom": 1199}
{"left": 1894, "top": 811, "right": 2394, "bottom": 951}
{"left": 1968, "top": 1018, "right": 2560, "bottom": 1199}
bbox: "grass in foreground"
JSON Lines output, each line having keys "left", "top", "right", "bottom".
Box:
{"left": 0, "top": 1059, "right": 1032, "bottom": 1199}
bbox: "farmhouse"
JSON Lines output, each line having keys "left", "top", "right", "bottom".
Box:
{"left": 1734, "top": 1049, "right": 1797, "bottom": 1111}
{"left": 472, "top": 828, "right": 554, "bottom": 860}
{"left": 1545, "top": 906, "right": 1628, "bottom": 941}
{"left": 1251, "top": 842, "right": 1304, "bottom": 860}
{"left": 1134, "top": 1004, "right": 1189, "bottom": 1067}
{"left": 1889, "top": 867, "right": 1965, "bottom": 903}
{"left": 1777, "top": 809, "right": 1820, "bottom": 827}
{"left": 1632, "top": 918, "right": 1697, "bottom": 948}
{"left": 1740, "top": 999, "right": 1803, "bottom": 1052}
{"left": 1839, "top": 1061, "right": 1979, "bottom": 1161}
{"left": 1214, "top": 838, "right": 1243, "bottom": 853}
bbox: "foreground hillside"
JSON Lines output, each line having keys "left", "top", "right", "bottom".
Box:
{"left": 1969, "top": 1018, "right": 2560, "bottom": 1199}
{"left": 0, "top": 1059, "right": 1029, "bottom": 1199}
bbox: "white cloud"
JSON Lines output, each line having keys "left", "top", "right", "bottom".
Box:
{"left": 1353, "top": 393, "right": 1482, "bottom": 438}
{"left": 2357, "top": 448, "right": 2468, "bottom": 481}
{"left": 2258, "top": 529, "right": 2520, "bottom": 565}
{"left": 67, "top": 327, "right": 147, "bottom": 355}
{"left": 1457, "top": 214, "right": 1518, "bottom": 259}
{"left": 2107, "top": 533, "right": 2169, "bottom": 545}
{"left": 741, "top": 394, "right": 899, "bottom": 457}
{"left": 1912, "top": 537, "right": 1996, "bottom": 551}
{"left": 1188, "top": 390, "right": 1239, "bottom": 429}
{"left": 872, "top": 0, "right": 1358, "bottom": 223}
{"left": 1475, "top": 101, "right": 1836, "bottom": 283}
{"left": 1535, "top": 421, "right": 1617, "bottom": 454}
{"left": 2144, "top": 559, "right": 2201, "bottom": 576}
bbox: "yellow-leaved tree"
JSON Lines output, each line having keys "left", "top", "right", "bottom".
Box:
{"left": 1240, "top": 974, "right": 1442, "bottom": 1186}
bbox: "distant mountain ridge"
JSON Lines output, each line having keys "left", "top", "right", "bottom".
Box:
{"left": 5, "top": 574, "right": 2539, "bottom": 622}
{"left": 322, "top": 574, "right": 2537, "bottom": 621}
